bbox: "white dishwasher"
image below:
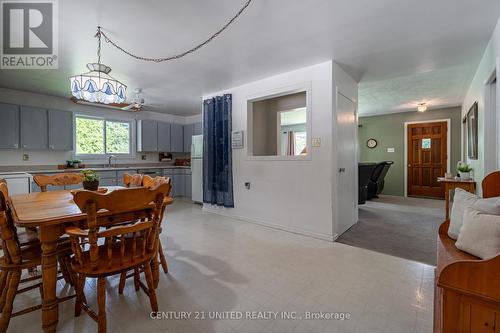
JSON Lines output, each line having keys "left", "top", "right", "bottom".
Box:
{"left": 0, "top": 172, "right": 33, "bottom": 195}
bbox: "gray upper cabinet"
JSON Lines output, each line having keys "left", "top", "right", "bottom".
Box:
{"left": 193, "top": 122, "right": 202, "bottom": 135}
{"left": 20, "top": 106, "right": 48, "bottom": 150}
{"left": 0, "top": 103, "right": 20, "bottom": 149}
{"left": 183, "top": 124, "right": 193, "bottom": 152}
{"left": 171, "top": 123, "right": 184, "bottom": 152}
{"left": 137, "top": 119, "right": 158, "bottom": 152}
{"left": 48, "top": 109, "right": 73, "bottom": 150}
{"left": 157, "top": 122, "right": 171, "bottom": 152}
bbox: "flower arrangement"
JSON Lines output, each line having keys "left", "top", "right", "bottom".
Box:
{"left": 457, "top": 161, "right": 472, "bottom": 173}
{"left": 457, "top": 162, "right": 473, "bottom": 180}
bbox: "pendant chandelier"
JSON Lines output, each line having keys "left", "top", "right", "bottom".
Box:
{"left": 69, "top": 0, "right": 253, "bottom": 109}
{"left": 69, "top": 27, "right": 127, "bottom": 105}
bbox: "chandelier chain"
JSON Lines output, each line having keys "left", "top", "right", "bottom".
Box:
{"left": 96, "top": 0, "right": 253, "bottom": 63}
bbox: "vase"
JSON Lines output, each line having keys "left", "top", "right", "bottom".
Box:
{"left": 83, "top": 180, "right": 99, "bottom": 191}
{"left": 459, "top": 172, "right": 470, "bottom": 181}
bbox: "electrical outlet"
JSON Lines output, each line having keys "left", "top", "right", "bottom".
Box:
{"left": 22, "top": 154, "right": 29, "bottom": 161}
{"left": 141, "top": 155, "right": 147, "bottom": 160}
{"left": 312, "top": 138, "right": 321, "bottom": 147}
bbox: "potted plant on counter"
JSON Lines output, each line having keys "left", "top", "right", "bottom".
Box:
{"left": 82, "top": 170, "right": 100, "bottom": 191}
{"left": 457, "top": 161, "right": 473, "bottom": 181}
{"left": 72, "top": 159, "right": 82, "bottom": 169}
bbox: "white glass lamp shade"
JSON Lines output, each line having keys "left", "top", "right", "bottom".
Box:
{"left": 69, "top": 63, "right": 127, "bottom": 104}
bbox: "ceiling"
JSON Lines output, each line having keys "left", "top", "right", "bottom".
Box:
{"left": 1, "top": 0, "right": 499, "bottom": 116}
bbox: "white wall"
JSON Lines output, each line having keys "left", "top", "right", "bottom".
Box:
{"left": 202, "top": 61, "right": 338, "bottom": 240}
{"left": 462, "top": 17, "right": 500, "bottom": 187}
{"left": 0, "top": 88, "right": 192, "bottom": 166}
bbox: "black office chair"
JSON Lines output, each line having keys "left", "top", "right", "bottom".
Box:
{"left": 358, "top": 163, "right": 377, "bottom": 204}
{"left": 367, "top": 161, "right": 393, "bottom": 199}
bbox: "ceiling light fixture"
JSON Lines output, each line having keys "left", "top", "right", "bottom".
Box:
{"left": 417, "top": 103, "right": 428, "bottom": 112}
{"left": 69, "top": 27, "right": 127, "bottom": 106}
{"left": 69, "top": 0, "right": 253, "bottom": 109}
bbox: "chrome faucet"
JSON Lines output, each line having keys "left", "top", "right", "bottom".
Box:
{"left": 108, "top": 155, "right": 117, "bottom": 168}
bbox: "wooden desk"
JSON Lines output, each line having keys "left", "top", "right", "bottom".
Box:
{"left": 8, "top": 187, "right": 173, "bottom": 333}
{"left": 437, "top": 178, "right": 476, "bottom": 220}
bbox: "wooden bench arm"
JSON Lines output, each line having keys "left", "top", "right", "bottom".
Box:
{"left": 438, "top": 220, "right": 450, "bottom": 235}
{"left": 439, "top": 254, "right": 500, "bottom": 302}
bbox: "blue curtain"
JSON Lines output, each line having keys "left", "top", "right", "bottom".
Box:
{"left": 203, "top": 94, "right": 234, "bottom": 207}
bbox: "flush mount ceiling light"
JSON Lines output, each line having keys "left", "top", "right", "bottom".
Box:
{"left": 417, "top": 103, "right": 428, "bottom": 112}
{"left": 69, "top": 0, "right": 253, "bottom": 111}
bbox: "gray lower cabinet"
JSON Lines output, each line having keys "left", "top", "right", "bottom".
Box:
{"left": 157, "top": 122, "right": 171, "bottom": 152}
{"left": 20, "top": 106, "right": 48, "bottom": 150}
{"left": 193, "top": 122, "right": 202, "bottom": 136}
{"left": 137, "top": 119, "right": 158, "bottom": 152}
{"left": 171, "top": 123, "right": 183, "bottom": 152}
{"left": 172, "top": 169, "right": 186, "bottom": 197}
{"left": 183, "top": 124, "right": 193, "bottom": 152}
{"left": 96, "top": 171, "right": 118, "bottom": 187}
{"left": 185, "top": 170, "right": 192, "bottom": 199}
{"left": 0, "top": 103, "right": 20, "bottom": 149}
{"left": 48, "top": 109, "right": 73, "bottom": 150}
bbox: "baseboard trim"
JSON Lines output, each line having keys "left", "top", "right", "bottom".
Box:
{"left": 202, "top": 206, "right": 337, "bottom": 242}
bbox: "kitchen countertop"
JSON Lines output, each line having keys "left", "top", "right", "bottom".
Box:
{"left": 0, "top": 165, "right": 190, "bottom": 175}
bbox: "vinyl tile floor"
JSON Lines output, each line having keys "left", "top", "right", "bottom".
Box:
{"left": 8, "top": 201, "right": 434, "bottom": 333}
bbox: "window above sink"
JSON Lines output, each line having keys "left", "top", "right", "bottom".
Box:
{"left": 75, "top": 115, "right": 133, "bottom": 158}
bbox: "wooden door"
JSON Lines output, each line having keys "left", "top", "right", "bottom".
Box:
{"left": 407, "top": 121, "right": 447, "bottom": 198}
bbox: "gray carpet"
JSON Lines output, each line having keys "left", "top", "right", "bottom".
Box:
{"left": 336, "top": 195, "right": 445, "bottom": 266}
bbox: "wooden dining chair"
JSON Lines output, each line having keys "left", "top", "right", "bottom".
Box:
{"left": 0, "top": 181, "right": 74, "bottom": 333}
{"left": 122, "top": 173, "right": 143, "bottom": 187}
{"left": 33, "top": 173, "right": 84, "bottom": 192}
{"left": 68, "top": 184, "right": 170, "bottom": 333}
{"left": 143, "top": 176, "right": 172, "bottom": 274}
{"left": 118, "top": 175, "right": 172, "bottom": 294}
{"left": 32, "top": 173, "right": 84, "bottom": 285}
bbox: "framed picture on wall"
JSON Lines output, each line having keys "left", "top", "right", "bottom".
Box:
{"left": 465, "top": 102, "right": 478, "bottom": 160}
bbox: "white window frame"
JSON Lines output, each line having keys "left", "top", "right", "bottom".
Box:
{"left": 74, "top": 115, "right": 134, "bottom": 158}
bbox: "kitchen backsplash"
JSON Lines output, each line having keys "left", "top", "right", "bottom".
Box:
{"left": 0, "top": 151, "right": 190, "bottom": 170}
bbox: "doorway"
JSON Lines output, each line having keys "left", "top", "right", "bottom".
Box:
{"left": 406, "top": 121, "right": 448, "bottom": 198}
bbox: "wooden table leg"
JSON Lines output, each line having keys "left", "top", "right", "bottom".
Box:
{"left": 444, "top": 184, "right": 450, "bottom": 220}
{"left": 39, "top": 225, "right": 61, "bottom": 333}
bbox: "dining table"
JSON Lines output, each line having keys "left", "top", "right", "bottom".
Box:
{"left": 8, "top": 186, "right": 173, "bottom": 333}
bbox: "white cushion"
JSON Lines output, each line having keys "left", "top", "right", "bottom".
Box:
{"left": 455, "top": 208, "right": 500, "bottom": 259}
{"left": 448, "top": 189, "right": 500, "bottom": 239}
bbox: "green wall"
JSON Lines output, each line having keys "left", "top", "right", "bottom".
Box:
{"left": 358, "top": 107, "right": 462, "bottom": 196}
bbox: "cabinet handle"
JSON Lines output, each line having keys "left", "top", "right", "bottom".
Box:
{"left": 22, "top": 144, "right": 27, "bottom": 148}
{"left": 13, "top": 144, "right": 18, "bottom": 148}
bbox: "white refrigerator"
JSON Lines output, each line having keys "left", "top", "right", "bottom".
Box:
{"left": 191, "top": 135, "right": 203, "bottom": 203}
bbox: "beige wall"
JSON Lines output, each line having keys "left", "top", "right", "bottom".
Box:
{"left": 251, "top": 92, "right": 306, "bottom": 156}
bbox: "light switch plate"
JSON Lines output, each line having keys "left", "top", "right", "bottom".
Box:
{"left": 312, "top": 138, "right": 321, "bottom": 147}
{"left": 387, "top": 148, "right": 395, "bottom": 153}
{"left": 22, "top": 154, "right": 29, "bottom": 161}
